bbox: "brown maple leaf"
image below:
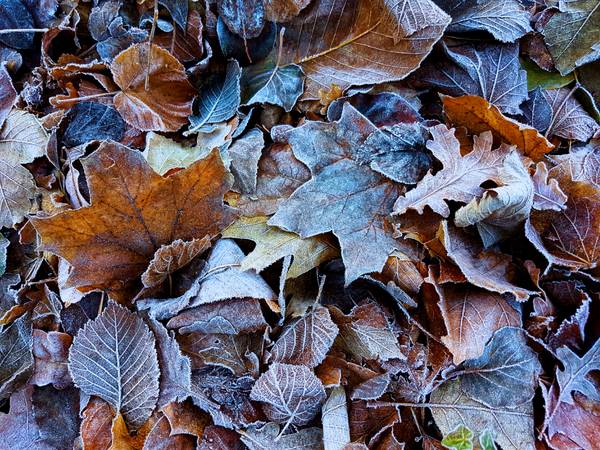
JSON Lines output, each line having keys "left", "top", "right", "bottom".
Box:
{"left": 31, "top": 142, "right": 236, "bottom": 300}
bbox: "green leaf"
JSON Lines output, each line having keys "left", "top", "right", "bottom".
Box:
{"left": 522, "top": 59, "right": 574, "bottom": 90}
{"left": 442, "top": 425, "right": 474, "bottom": 450}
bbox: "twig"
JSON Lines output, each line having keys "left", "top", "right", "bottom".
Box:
{"left": 52, "top": 91, "right": 118, "bottom": 105}
{"left": 0, "top": 28, "right": 48, "bottom": 34}
{"left": 145, "top": 0, "right": 159, "bottom": 91}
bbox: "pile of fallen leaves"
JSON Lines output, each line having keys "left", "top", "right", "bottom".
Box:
{"left": 0, "top": 0, "right": 598, "bottom": 448}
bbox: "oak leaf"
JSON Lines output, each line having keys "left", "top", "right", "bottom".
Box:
{"left": 111, "top": 43, "right": 196, "bottom": 132}
{"left": 442, "top": 95, "right": 555, "bottom": 161}
{"left": 393, "top": 124, "right": 509, "bottom": 218}
{"left": 31, "top": 142, "right": 236, "bottom": 299}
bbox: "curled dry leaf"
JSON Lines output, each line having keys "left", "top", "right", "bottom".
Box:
{"left": 68, "top": 301, "right": 160, "bottom": 430}
{"left": 141, "top": 237, "right": 212, "bottom": 289}
{"left": 31, "top": 142, "right": 236, "bottom": 300}
{"left": 250, "top": 362, "right": 326, "bottom": 430}
{"left": 110, "top": 43, "right": 196, "bottom": 132}
{"left": 532, "top": 162, "right": 568, "bottom": 212}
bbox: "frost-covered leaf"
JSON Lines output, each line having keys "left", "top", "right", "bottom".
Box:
{"left": 250, "top": 363, "right": 325, "bottom": 429}
{"left": 436, "top": 0, "right": 531, "bottom": 42}
{"left": 532, "top": 162, "right": 568, "bottom": 212}
{"left": 228, "top": 128, "right": 264, "bottom": 194}
{"left": 241, "top": 422, "right": 323, "bottom": 450}
{"left": 217, "top": 0, "right": 265, "bottom": 39}
{"left": 277, "top": 0, "right": 451, "bottom": 98}
{"left": 433, "top": 282, "right": 520, "bottom": 365}
{"left": 543, "top": 88, "right": 599, "bottom": 141}
{"left": 270, "top": 306, "right": 338, "bottom": 368}
{"left": 223, "top": 215, "right": 338, "bottom": 279}
{"left": 413, "top": 43, "right": 527, "bottom": 114}
{"left": 0, "top": 66, "right": 15, "bottom": 128}
{"left": 460, "top": 327, "right": 541, "bottom": 407}
{"left": 189, "top": 60, "right": 241, "bottom": 133}
{"left": 0, "top": 314, "right": 33, "bottom": 399}
{"left": 430, "top": 380, "right": 535, "bottom": 450}
{"left": 241, "top": 50, "right": 304, "bottom": 112}
{"left": 63, "top": 102, "right": 125, "bottom": 147}
{"left": 142, "top": 132, "right": 215, "bottom": 175}
{"left": 269, "top": 104, "right": 403, "bottom": 283}
{"left": 32, "top": 385, "right": 80, "bottom": 450}
{"left": 454, "top": 151, "right": 534, "bottom": 247}
{"left": 0, "top": 387, "right": 51, "bottom": 449}
{"left": 330, "top": 301, "right": 404, "bottom": 362}
{"left": 68, "top": 301, "right": 160, "bottom": 430}
{"left": 322, "top": 386, "right": 351, "bottom": 450}
{"left": 555, "top": 338, "right": 600, "bottom": 406}
{"left": 542, "top": 0, "right": 600, "bottom": 75}
{"left": 521, "top": 88, "right": 552, "bottom": 132}
{"left": 393, "top": 125, "right": 509, "bottom": 218}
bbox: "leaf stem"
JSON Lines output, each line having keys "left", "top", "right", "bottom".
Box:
{"left": 0, "top": 28, "right": 48, "bottom": 34}
{"left": 145, "top": 0, "right": 159, "bottom": 91}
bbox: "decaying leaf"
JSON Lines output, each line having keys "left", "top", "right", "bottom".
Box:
{"left": 0, "top": 314, "right": 33, "bottom": 399}
{"left": 68, "top": 301, "right": 160, "bottom": 430}
{"left": 32, "top": 142, "right": 236, "bottom": 299}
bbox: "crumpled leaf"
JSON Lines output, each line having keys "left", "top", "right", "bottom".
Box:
{"left": 241, "top": 48, "right": 304, "bottom": 112}
{"left": 189, "top": 60, "right": 241, "bottom": 134}
{"left": 414, "top": 42, "right": 527, "bottom": 114}
{"left": 322, "top": 386, "right": 351, "bottom": 450}
{"left": 430, "top": 380, "right": 535, "bottom": 450}
{"left": 393, "top": 124, "right": 509, "bottom": 218}
{"left": 250, "top": 362, "right": 326, "bottom": 429}
{"left": 141, "top": 237, "right": 211, "bottom": 289}
{"left": 278, "top": 0, "right": 451, "bottom": 98}
{"left": 433, "top": 281, "right": 520, "bottom": 365}
{"left": 223, "top": 215, "right": 338, "bottom": 279}
{"left": 269, "top": 104, "right": 403, "bottom": 283}
{"left": 111, "top": 43, "right": 196, "bottom": 132}
{"left": 542, "top": 0, "right": 600, "bottom": 75}
{"left": 31, "top": 142, "right": 235, "bottom": 300}
{"left": 543, "top": 87, "right": 599, "bottom": 141}
{"left": 330, "top": 301, "right": 404, "bottom": 362}
{"left": 435, "top": 0, "right": 531, "bottom": 43}
{"left": 454, "top": 151, "right": 534, "bottom": 247}
{"left": 440, "top": 222, "right": 534, "bottom": 301}
{"left": 269, "top": 306, "right": 338, "bottom": 368}
{"left": 63, "top": 102, "right": 125, "bottom": 147}
{"left": 31, "top": 330, "right": 72, "bottom": 388}
{"left": 532, "top": 162, "right": 568, "bottom": 212}
{"left": 68, "top": 301, "right": 160, "bottom": 430}
{"left": 460, "top": 327, "right": 541, "bottom": 408}
{"left": 0, "top": 314, "right": 33, "bottom": 399}
{"left": 442, "top": 95, "right": 555, "bottom": 161}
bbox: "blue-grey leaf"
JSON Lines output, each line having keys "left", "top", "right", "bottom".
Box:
{"left": 217, "top": 17, "right": 276, "bottom": 65}
{"left": 217, "top": 0, "right": 265, "bottom": 40}
{"left": 188, "top": 60, "right": 241, "bottom": 133}
{"left": 0, "top": 313, "right": 33, "bottom": 399}
{"left": 32, "top": 386, "right": 80, "bottom": 450}
{"left": 63, "top": 102, "right": 126, "bottom": 147}
{"left": 521, "top": 87, "right": 552, "bottom": 132}
{"left": 0, "top": 0, "right": 35, "bottom": 49}
{"left": 412, "top": 42, "right": 527, "bottom": 114}
{"left": 241, "top": 51, "right": 304, "bottom": 112}
{"left": 159, "top": 0, "right": 188, "bottom": 30}
{"left": 328, "top": 92, "right": 421, "bottom": 127}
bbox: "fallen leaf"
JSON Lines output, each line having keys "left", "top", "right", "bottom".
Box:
{"left": 430, "top": 380, "right": 535, "bottom": 450}
{"left": 436, "top": 0, "right": 531, "bottom": 43}
{"left": 555, "top": 339, "right": 600, "bottom": 406}
{"left": 322, "top": 386, "right": 351, "bottom": 450}
{"left": 278, "top": 0, "right": 451, "bottom": 98}
{"left": 141, "top": 131, "right": 213, "bottom": 176}
{"left": 0, "top": 387, "right": 51, "bottom": 449}
{"left": 250, "top": 362, "right": 326, "bottom": 430}
{"left": 532, "top": 161, "right": 568, "bottom": 212}
{"left": 269, "top": 104, "right": 403, "bottom": 283}
{"left": 31, "top": 329, "right": 72, "bottom": 388}
{"left": 111, "top": 43, "right": 196, "bottom": 132}
{"left": 68, "top": 301, "right": 160, "bottom": 430}
{"left": 217, "top": 0, "right": 265, "bottom": 40}
{"left": 264, "top": 0, "right": 310, "bottom": 22}
{"left": 542, "top": 0, "right": 600, "bottom": 75}
{"left": 241, "top": 422, "right": 323, "bottom": 450}
{"left": 142, "top": 414, "right": 196, "bottom": 450}
{"left": 442, "top": 95, "right": 555, "bottom": 161}
{"left": 31, "top": 142, "right": 235, "bottom": 299}
{"left": 269, "top": 306, "right": 338, "bottom": 368}
{"left": 543, "top": 87, "right": 599, "bottom": 141}
{"left": 63, "top": 101, "right": 126, "bottom": 147}
{"left": 433, "top": 281, "right": 520, "bottom": 364}
{"left": 80, "top": 398, "right": 115, "bottom": 450}
{"left": 393, "top": 124, "right": 509, "bottom": 218}
{"left": 0, "top": 65, "right": 16, "bottom": 127}
{"left": 223, "top": 215, "right": 339, "bottom": 279}
{"left": 32, "top": 385, "right": 81, "bottom": 450}
{"left": 0, "top": 314, "right": 33, "bottom": 399}
{"left": 521, "top": 87, "right": 552, "bottom": 132}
